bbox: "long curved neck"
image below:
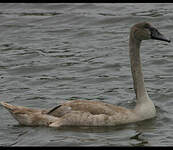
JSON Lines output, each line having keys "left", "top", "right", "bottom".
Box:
{"left": 129, "top": 32, "right": 148, "bottom": 102}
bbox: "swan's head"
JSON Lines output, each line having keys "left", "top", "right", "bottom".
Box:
{"left": 131, "top": 22, "right": 171, "bottom": 42}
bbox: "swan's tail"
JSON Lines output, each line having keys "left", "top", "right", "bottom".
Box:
{"left": 0, "top": 101, "right": 41, "bottom": 114}
{"left": 1, "top": 101, "right": 17, "bottom": 112}
{"left": 0, "top": 102, "right": 16, "bottom": 111}
{"left": 0, "top": 102, "right": 62, "bottom": 127}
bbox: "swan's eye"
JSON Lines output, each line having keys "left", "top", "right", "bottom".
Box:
{"left": 143, "top": 25, "right": 152, "bottom": 36}
{"left": 144, "top": 25, "right": 150, "bottom": 29}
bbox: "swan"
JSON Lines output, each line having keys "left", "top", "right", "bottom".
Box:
{"left": 0, "top": 22, "right": 171, "bottom": 128}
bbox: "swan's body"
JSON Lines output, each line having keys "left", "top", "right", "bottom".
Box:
{"left": 1, "top": 22, "right": 170, "bottom": 128}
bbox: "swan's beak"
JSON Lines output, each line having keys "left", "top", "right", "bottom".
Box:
{"left": 150, "top": 27, "right": 171, "bottom": 43}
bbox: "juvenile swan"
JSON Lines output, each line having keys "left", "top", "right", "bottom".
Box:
{"left": 1, "top": 22, "right": 171, "bottom": 128}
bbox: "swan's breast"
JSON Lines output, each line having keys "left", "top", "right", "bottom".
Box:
{"left": 134, "top": 98, "right": 156, "bottom": 121}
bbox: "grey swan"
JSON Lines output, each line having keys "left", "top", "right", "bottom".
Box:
{"left": 0, "top": 22, "right": 171, "bottom": 128}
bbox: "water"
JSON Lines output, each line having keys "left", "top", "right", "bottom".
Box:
{"left": 0, "top": 3, "right": 173, "bottom": 146}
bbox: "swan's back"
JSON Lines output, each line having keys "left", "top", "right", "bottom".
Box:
{"left": 48, "top": 100, "right": 130, "bottom": 116}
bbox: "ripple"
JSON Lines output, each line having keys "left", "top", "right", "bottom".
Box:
{"left": 0, "top": 3, "right": 173, "bottom": 146}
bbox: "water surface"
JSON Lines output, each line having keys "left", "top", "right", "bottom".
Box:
{"left": 0, "top": 3, "right": 173, "bottom": 146}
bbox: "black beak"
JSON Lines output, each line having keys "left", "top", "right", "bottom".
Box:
{"left": 150, "top": 27, "right": 171, "bottom": 43}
